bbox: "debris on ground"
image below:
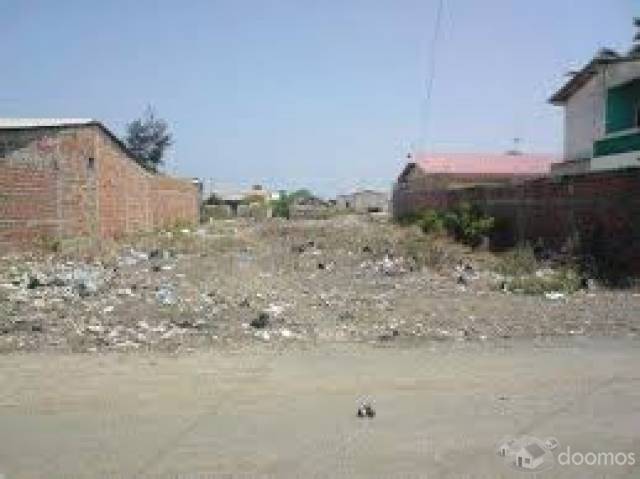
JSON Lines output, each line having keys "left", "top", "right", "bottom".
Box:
{"left": 0, "top": 215, "right": 637, "bottom": 353}
{"left": 544, "top": 292, "right": 565, "bottom": 300}
{"left": 357, "top": 401, "right": 376, "bottom": 418}
{"left": 250, "top": 312, "right": 270, "bottom": 329}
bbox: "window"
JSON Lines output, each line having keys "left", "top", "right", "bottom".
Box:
{"left": 87, "top": 157, "right": 95, "bottom": 171}
{"left": 525, "top": 458, "right": 531, "bottom": 464}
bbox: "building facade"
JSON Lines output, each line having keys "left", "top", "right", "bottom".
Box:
{"left": 336, "top": 190, "right": 389, "bottom": 213}
{"left": 550, "top": 50, "right": 640, "bottom": 172}
{"left": 0, "top": 119, "right": 199, "bottom": 248}
{"left": 392, "top": 153, "right": 556, "bottom": 218}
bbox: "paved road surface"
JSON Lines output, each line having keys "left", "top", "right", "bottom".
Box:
{"left": 0, "top": 338, "right": 639, "bottom": 478}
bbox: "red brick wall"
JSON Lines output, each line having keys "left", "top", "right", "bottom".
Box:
{"left": 150, "top": 175, "right": 199, "bottom": 230}
{"left": 0, "top": 126, "right": 104, "bottom": 246}
{"left": 95, "top": 130, "right": 199, "bottom": 237}
{"left": 95, "top": 129, "right": 152, "bottom": 238}
{"left": 0, "top": 125, "right": 199, "bottom": 249}
{"left": 392, "top": 168, "right": 640, "bottom": 273}
{"left": 0, "top": 166, "right": 59, "bottom": 248}
{"left": 57, "top": 127, "right": 99, "bottom": 238}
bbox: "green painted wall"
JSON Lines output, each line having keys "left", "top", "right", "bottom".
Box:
{"left": 594, "top": 130, "right": 640, "bottom": 157}
{"left": 606, "top": 79, "right": 640, "bottom": 133}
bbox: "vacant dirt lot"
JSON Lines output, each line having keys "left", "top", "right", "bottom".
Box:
{"left": 1, "top": 215, "right": 639, "bottom": 353}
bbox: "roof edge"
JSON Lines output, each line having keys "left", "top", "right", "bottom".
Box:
{"left": 549, "top": 56, "right": 640, "bottom": 105}
{"left": 0, "top": 118, "right": 153, "bottom": 177}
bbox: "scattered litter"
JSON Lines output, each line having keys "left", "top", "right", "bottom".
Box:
{"left": 378, "top": 329, "right": 399, "bottom": 342}
{"left": 544, "top": 292, "right": 565, "bottom": 300}
{"left": 0, "top": 215, "right": 635, "bottom": 353}
{"left": 356, "top": 401, "right": 376, "bottom": 418}
{"left": 156, "top": 286, "right": 177, "bottom": 306}
{"left": 265, "top": 304, "right": 285, "bottom": 317}
{"left": 137, "top": 320, "right": 150, "bottom": 330}
{"left": 250, "top": 312, "right": 270, "bottom": 329}
{"left": 255, "top": 330, "right": 270, "bottom": 341}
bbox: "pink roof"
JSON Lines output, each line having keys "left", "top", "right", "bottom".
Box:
{"left": 414, "top": 153, "right": 558, "bottom": 175}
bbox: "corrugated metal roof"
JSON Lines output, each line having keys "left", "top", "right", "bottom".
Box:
{"left": 0, "top": 118, "right": 95, "bottom": 129}
{"left": 414, "top": 153, "right": 557, "bottom": 175}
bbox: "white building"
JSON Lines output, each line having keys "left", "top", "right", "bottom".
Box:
{"left": 550, "top": 47, "right": 640, "bottom": 173}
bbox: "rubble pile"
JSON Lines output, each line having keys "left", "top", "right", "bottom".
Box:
{"left": 0, "top": 216, "right": 638, "bottom": 353}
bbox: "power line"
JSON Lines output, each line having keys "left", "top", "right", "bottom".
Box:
{"left": 417, "top": 0, "right": 445, "bottom": 154}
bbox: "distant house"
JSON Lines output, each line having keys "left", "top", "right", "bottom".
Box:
{"left": 289, "top": 195, "right": 331, "bottom": 219}
{"left": 550, "top": 46, "right": 640, "bottom": 172}
{"left": 205, "top": 184, "right": 273, "bottom": 218}
{"left": 336, "top": 190, "right": 389, "bottom": 213}
{"left": 391, "top": 152, "right": 557, "bottom": 218}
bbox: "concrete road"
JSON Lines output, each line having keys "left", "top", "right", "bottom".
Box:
{"left": 0, "top": 338, "right": 639, "bottom": 478}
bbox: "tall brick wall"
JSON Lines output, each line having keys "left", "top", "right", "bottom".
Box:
{"left": 0, "top": 126, "right": 98, "bottom": 247}
{"left": 392, "top": 168, "right": 640, "bottom": 273}
{"left": 0, "top": 124, "right": 199, "bottom": 249}
{"left": 57, "top": 127, "right": 100, "bottom": 238}
{"left": 0, "top": 166, "right": 59, "bottom": 247}
{"left": 95, "top": 128, "right": 152, "bottom": 238}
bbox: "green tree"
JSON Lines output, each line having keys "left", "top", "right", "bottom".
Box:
{"left": 271, "top": 191, "right": 291, "bottom": 218}
{"left": 270, "top": 189, "right": 316, "bottom": 218}
{"left": 125, "top": 107, "right": 173, "bottom": 173}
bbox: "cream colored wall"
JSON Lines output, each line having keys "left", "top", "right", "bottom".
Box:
{"left": 564, "top": 74, "right": 605, "bottom": 162}
{"left": 591, "top": 151, "right": 640, "bottom": 171}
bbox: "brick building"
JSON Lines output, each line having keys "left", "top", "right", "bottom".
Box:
{"left": 0, "top": 119, "right": 199, "bottom": 248}
{"left": 392, "top": 152, "right": 557, "bottom": 217}
{"left": 391, "top": 152, "right": 640, "bottom": 274}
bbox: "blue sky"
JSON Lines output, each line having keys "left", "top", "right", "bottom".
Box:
{"left": 1, "top": 0, "right": 637, "bottom": 196}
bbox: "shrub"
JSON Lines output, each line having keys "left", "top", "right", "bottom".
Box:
{"left": 402, "top": 234, "right": 450, "bottom": 270}
{"left": 441, "top": 202, "right": 495, "bottom": 247}
{"left": 270, "top": 196, "right": 290, "bottom": 219}
{"left": 395, "top": 211, "right": 424, "bottom": 226}
{"left": 495, "top": 245, "right": 538, "bottom": 276}
{"left": 418, "top": 210, "right": 445, "bottom": 235}
{"left": 34, "top": 234, "right": 61, "bottom": 253}
{"left": 397, "top": 203, "right": 495, "bottom": 247}
{"left": 504, "top": 267, "right": 582, "bottom": 295}
{"left": 270, "top": 189, "right": 317, "bottom": 219}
